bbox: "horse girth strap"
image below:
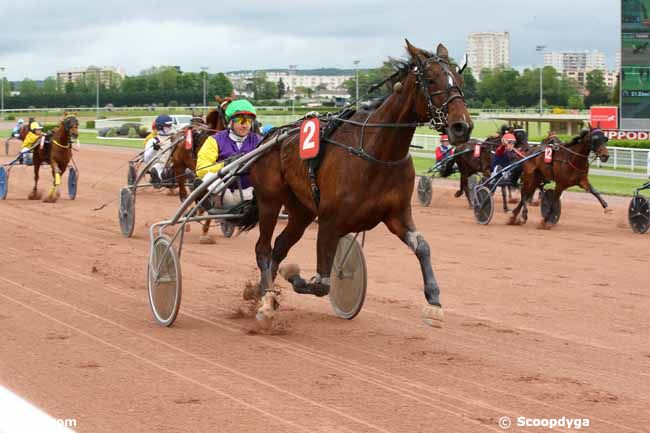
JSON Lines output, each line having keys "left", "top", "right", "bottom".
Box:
{"left": 323, "top": 137, "right": 411, "bottom": 166}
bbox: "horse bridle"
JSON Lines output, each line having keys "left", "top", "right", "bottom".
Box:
{"left": 412, "top": 54, "right": 465, "bottom": 132}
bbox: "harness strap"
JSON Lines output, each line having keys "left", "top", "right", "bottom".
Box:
{"left": 324, "top": 137, "right": 411, "bottom": 166}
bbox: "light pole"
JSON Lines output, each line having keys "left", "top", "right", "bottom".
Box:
{"left": 536, "top": 45, "right": 546, "bottom": 115}
{"left": 289, "top": 64, "right": 297, "bottom": 116}
{"left": 88, "top": 66, "right": 100, "bottom": 119}
{"left": 0, "top": 67, "right": 5, "bottom": 121}
{"left": 200, "top": 66, "right": 209, "bottom": 109}
{"left": 353, "top": 60, "right": 360, "bottom": 110}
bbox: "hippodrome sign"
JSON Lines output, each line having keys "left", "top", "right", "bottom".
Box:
{"left": 604, "top": 130, "right": 650, "bottom": 140}
{"left": 589, "top": 106, "right": 618, "bottom": 130}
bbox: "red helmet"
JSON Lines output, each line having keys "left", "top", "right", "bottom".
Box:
{"left": 440, "top": 134, "right": 449, "bottom": 141}
{"left": 502, "top": 133, "right": 516, "bottom": 143}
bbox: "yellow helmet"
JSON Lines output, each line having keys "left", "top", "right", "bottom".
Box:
{"left": 30, "top": 121, "right": 42, "bottom": 131}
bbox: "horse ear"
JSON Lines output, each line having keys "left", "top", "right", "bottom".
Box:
{"left": 405, "top": 39, "right": 420, "bottom": 59}
{"left": 63, "top": 111, "right": 68, "bottom": 117}
{"left": 215, "top": 95, "right": 222, "bottom": 104}
{"left": 436, "top": 43, "right": 449, "bottom": 59}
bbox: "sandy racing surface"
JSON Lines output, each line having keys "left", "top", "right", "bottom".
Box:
{"left": 0, "top": 139, "right": 649, "bottom": 432}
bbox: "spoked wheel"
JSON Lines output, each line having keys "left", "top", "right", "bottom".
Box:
{"left": 118, "top": 186, "right": 136, "bottom": 237}
{"left": 220, "top": 221, "right": 235, "bottom": 238}
{"left": 0, "top": 166, "right": 8, "bottom": 200}
{"left": 148, "top": 235, "right": 182, "bottom": 327}
{"left": 127, "top": 163, "right": 137, "bottom": 187}
{"left": 67, "top": 166, "right": 78, "bottom": 200}
{"left": 467, "top": 174, "right": 481, "bottom": 205}
{"left": 417, "top": 176, "right": 433, "bottom": 207}
{"left": 628, "top": 195, "right": 650, "bottom": 234}
{"left": 329, "top": 234, "right": 367, "bottom": 320}
{"left": 541, "top": 189, "right": 561, "bottom": 225}
{"left": 473, "top": 186, "right": 494, "bottom": 225}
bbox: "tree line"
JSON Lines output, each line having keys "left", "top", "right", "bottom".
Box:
{"left": 342, "top": 63, "right": 617, "bottom": 109}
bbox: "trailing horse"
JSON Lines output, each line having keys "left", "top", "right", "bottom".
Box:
{"left": 508, "top": 127, "right": 610, "bottom": 228}
{"left": 29, "top": 115, "right": 79, "bottom": 203}
{"left": 236, "top": 40, "right": 473, "bottom": 326}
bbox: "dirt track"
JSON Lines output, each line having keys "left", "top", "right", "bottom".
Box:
{"left": 1, "top": 139, "right": 649, "bottom": 433}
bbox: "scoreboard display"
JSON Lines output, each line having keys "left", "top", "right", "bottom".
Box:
{"left": 621, "top": 0, "right": 650, "bottom": 126}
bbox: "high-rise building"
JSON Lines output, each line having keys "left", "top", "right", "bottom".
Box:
{"left": 466, "top": 32, "right": 510, "bottom": 80}
{"left": 56, "top": 66, "right": 125, "bottom": 86}
{"left": 543, "top": 50, "right": 613, "bottom": 89}
{"left": 543, "top": 50, "right": 606, "bottom": 74}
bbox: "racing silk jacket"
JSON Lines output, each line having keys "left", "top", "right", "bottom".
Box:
{"left": 22, "top": 131, "right": 42, "bottom": 149}
{"left": 435, "top": 144, "right": 453, "bottom": 162}
{"left": 196, "top": 129, "right": 261, "bottom": 188}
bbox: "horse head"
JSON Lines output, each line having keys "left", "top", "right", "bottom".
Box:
{"left": 587, "top": 127, "right": 609, "bottom": 162}
{"left": 513, "top": 128, "right": 528, "bottom": 147}
{"left": 405, "top": 40, "right": 473, "bottom": 144}
{"left": 62, "top": 114, "right": 79, "bottom": 141}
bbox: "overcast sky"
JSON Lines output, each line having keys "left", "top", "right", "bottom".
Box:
{"left": 0, "top": 0, "right": 619, "bottom": 80}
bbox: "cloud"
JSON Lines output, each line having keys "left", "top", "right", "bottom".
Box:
{"left": 0, "top": 0, "right": 619, "bottom": 80}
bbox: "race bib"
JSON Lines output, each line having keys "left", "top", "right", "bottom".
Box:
{"left": 299, "top": 117, "right": 320, "bottom": 160}
{"left": 184, "top": 129, "right": 193, "bottom": 150}
{"left": 473, "top": 143, "right": 481, "bottom": 158}
{"left": 544, "top": 146, "right": 553, "bottom": 164}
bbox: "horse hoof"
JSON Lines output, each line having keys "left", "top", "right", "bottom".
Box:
{"left": 529, "top": 200, "right": 540, "bottom": 207}
{"left": 279, "top": 263, "right": 301, "bottom": 281}
{"left": 43, "top": 195, "right": 57, "bottom": 203}
{"left": 242, "top": 282, "right": 262, "bottom": 301}
{"left": 454, "top": 190, "right": 463, "bottom": 198}
{"left": 537, "top": 222, "right": 551, "bottom": 230}
{"left": 199, "top": 235, "right": 216, "bottom": 244}
{"left": 508, "top": 198, "right": 519, "bottom": 204}
{"left": 28, "top": 190, "right": 42, "bottom": 200}
{"left": 507, "top": 216, "right": 519, "bottom": 225}
{"left": 255, "top": 292, "right": 278, "bottom": 324}
{"left": 422, "top": 305, "right": 444, "bottom": 328}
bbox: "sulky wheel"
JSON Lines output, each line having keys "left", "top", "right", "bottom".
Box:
{"left": 147, "top": 235, "right": 182, "bottom": 327}
{"left": 541, "top": 189, "right": 561, "bottom": 225}
{"left": 467, "top": 174, "right": 481, "bottom": 205}
{"left": 473, "top": 186, "right": 494, "bottom": 225}
{"left": 118, "top": 186, "right": 136, "bottom": 237}
{"left": 128, "top": 163, "right": 137, "bottom": 187}
{"left": 417, "top": 176, "right": 433, "bottom": 207}
{"left": 67, "top": 166, "right": 78, "bottom": 200}
{"left": 628, "top": 195, "right": 650, "bottom": 234}
{"left": 0, "top": 166, "right": 8, "bottom": 200}
{"left": 220, "top": 221, "right": 235, "bottom": 238}
{"left": 329, "top": 234, "right": 367, "bottom": 320}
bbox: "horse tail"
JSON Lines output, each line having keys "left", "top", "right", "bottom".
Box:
{"left": 232, "top": 197, "right": 259, "bottom": 231}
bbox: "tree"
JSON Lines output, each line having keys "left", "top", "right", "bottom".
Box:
{"left": 209, "top": 73, "right": 233, "bottom": 98}
{"left": 611, "top": 75, "right": 620, "bottom": 105}
{"left": 41, "top": 77, "right": 58, "bottom": 95}
{"left": 18, "top": 79, "right": 39, "bottom": 96}
{"left": 461, "top": 67, "right": 478, "bottom": 106}
{"left": 277, "top": 77, "right": 286, "bottom": 98}
{"left": 584, "top": 70, "right": 609, "bottom": 107}
{"left": 568, "top": 94, "right": 584, "bottom": 110}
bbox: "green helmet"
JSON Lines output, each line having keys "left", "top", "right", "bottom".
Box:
{"left": 225, "top": 99, "right": 256, "bottom": 121}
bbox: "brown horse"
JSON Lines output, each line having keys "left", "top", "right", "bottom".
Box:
{"left": 237, "top": 41, "right": 473, "bottom": 326}
{"left": 508, "top": 127, "right": 610, "bottom": 228}
{"left": 453, "top": 138, "right": 496, "bottom": 205}
{"left": 29, "top": 115, "right": 79, "bottom": 203}
{"left": 170, "top": 100, "right": 230, "bottom": 202}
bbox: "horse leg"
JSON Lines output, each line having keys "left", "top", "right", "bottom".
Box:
{"left": 501, "top": 186, "right": 509, "bottom": 212}
{"left": 508, "top": 172, "right": 537, "bottom": 225}
{"left": 250, "top": 198, "right": 285, "bottom": 324}
{"left": 538, "top": 187, "right": 559, "bottom": 230}
{"left": 43, "top": 164, "right": 62, "bottom": 203}
{"left": 455, "top": 172, "right": 465, "bottom": 199}
{"left": 28, "top": 158, "right": 42, "bottom": 200}
{"left": 579, "top": 178, "right": 610, "bottom": 213}
{"left": 275, "top": 198, "right": 317, "bottom": 293}
{"left": 384, "top": 210, "right": 444, "bottom": 327}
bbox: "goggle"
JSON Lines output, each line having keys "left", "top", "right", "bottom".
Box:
{"left": 505, "top": 140, "right": 516, "bottom": 144}
{"left": 232, "top": 117, "right": 253, "bottom": 126}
